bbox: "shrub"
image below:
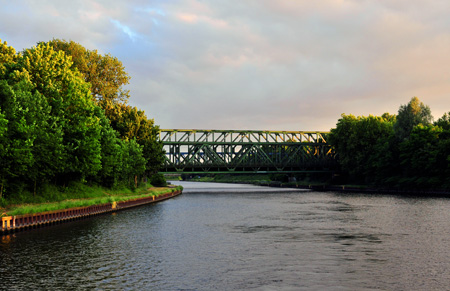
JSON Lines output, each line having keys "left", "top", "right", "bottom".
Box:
{"left": 150, "top": 173, "right": 167, "bottom": 187}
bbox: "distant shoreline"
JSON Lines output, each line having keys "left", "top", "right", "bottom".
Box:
{"left": 184, "top": 177, "right": 450, "bottom": 198}
{"left": 265, "top": 183, "right": 450, "bottom": 198}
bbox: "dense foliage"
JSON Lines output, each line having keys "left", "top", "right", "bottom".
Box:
{"left": 0, "top": 39, "right": 164, "bottom": 200}
{"left": 44, "top": 39, "right": 131, "bottom": 104}
{"left": 329, "top": 97, "right": 450, "bottom": 189}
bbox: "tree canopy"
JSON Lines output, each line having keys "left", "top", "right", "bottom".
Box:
{"left": 329, "top": 97, "right": 450, "bottom": 190}
{"left": 0, "top": 39, "right": 164, "bottom": 199}
{"left": 0, "top": 40, "right": 18, "bottom": 78}
{"left": 328, "top": 114, "right": 395, "bottom": 183}
{"left": 45, "top": 39, "right": 164, "bottom": 176}
{"left": 394, "top": 97, "right": 433, "bottom": 141}
{"left": 44, "top": 39, "right": 131, "bottom": 104}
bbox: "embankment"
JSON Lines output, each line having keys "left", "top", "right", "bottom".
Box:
{"left": 1, "top": 188, "right": 182, "bottom": 235}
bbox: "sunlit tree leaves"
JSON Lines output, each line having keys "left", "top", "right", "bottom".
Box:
{"left": 45, "top": 39, "right": 130, "bottom": 104}
{"left": 394, "top": 97, "right": 433, "bottom": 141}
{"left": 0, "top": 40, "right": 18, "bottom": 79}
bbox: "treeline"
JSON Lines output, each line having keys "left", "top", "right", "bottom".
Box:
{"left": 0, "top": 39, "right": 165, "bottom": 199}
{"left": 329, "top": 97, "right": 450, "bottom": 190}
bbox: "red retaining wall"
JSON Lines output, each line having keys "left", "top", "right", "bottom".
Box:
{"left": 1, "top": 190, "right": 182, "bottom": 235}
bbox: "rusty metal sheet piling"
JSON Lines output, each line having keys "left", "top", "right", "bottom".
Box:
{"left": 1, "top": 190, "right": 182, "bottom": 235}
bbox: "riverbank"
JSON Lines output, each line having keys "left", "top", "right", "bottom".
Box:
{"left": 1, "top": 185, "right": 183, "bottom": 216}
{"left": 273, "top": 184, "right": 450, "bottom": 198}
{"left": 0, "top": 181, "right": 181, "bottom": 215}
{"left": 1, "top": 186, "right": 183, "bottom": 234}
{"left": 185, "top": 174, "right": 450, "bottom": 198}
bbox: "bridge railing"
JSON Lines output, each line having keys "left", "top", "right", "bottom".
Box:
{"left": 159, "top": 129, "right": 328, "bottom": 144}
{"left": 158, "top": 129, "right": 336, "bottom": 174}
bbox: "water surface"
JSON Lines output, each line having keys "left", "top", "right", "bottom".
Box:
{"left": 1, "top": 181, "right": 449, "bottom": 290}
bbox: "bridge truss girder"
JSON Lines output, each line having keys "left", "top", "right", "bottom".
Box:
{"left": 159, "top": 130, "right": 336, "bottom": 174}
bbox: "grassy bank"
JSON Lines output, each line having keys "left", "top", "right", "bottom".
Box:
{"left": 188, "top": 174, "right": 271, "bottom": 184}
{"left": 186, "top": 173, "right": 332, "bottom": 187}
{"left": 0, "top": 182, "right": 183, "bottom": 217}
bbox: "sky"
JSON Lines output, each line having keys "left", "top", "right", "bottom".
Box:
{"left": 1, "top": 0, "right": 450, "bottom": 131}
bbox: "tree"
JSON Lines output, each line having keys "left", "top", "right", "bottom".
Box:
{"left": 0, "top": 108, "right": 8, "bottom": 196}
{"left": 328, "top": 114, "right": 395, "bottom": 183}
{"left": 433, "top": 112, "right": 450, "bottom": 188}
{"left": 95, "top": 110, "right": 126, "bottom": 188}
{"left": 328, "top": 100, "right": 450, "bottom": 189}
{"left": 12, "top": 43, "right": 103, "bottom": 183}
{"left": 381, "top": 112, "right": 396, "bottom": 123}
{"left": 399, "top": 125, "right": 443, "bottom": 188}
{"left": 102, "top": 102, "right": 165, "bottom": 176}
{"left": 46, "top": 40, "right": 164, "bottom": 177}
{"left": 394, "top": 97, "right": 433, "bottom": 141}
{"left": 0, "top": 81, "right": 37, "bottom": 198}
{"left": 0, "top": 109, "right": 7, "bottom": 138}
{"left": 434, "top": 112, "right": 450, "bottom": 131}
{"left": 45, "top": 40, "right": 164, "bottom": 178}
{"left": 25, "top": 84, "right": 65, "bottom": 194}
{"left": 0, "top": 40, "right": 18, "bottom": 79}
{"left": 45, "top": 39, "right": 130, "bottom": 104}
{"left": 0, "top": 39, "right": 164, "bottom": 200}
{"left": 120, "top": 138, "right": 146, "bottom": 188}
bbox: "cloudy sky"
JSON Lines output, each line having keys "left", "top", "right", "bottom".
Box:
{"left": 1, "top": 1, "right": 450, "bottom": 131}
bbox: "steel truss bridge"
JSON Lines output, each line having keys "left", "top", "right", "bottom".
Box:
{"left": 158, "top": 129, "right": 336, "bottom": 174}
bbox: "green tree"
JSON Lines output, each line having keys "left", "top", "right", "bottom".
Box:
{"left": 3, "top": 80, "right": 65, "bottom": 195}
{"left": 434, "top": 112, "right": 450, "bottom": 131}
{"left": 329, "top": 114, "right": 395, "bottom": 183}
{"left": 0, "top": 108, "right": 8, "bottom": 196}
{"left": 12, "top": 43, "right": 103, "bottom": 183}
{"left": 46, "top": 39, "right": 164, "bottom": 177}
{"left": 328, "top": 100, "right": 450, "bottom": 189}
{"left": 394, "top": 97, "right": 433, "bottom": 141}
{"left": 103, "top": 102, "right": 164, "bottom": 176}
{"left": 0, "top": 109, "right": 7, "bottom": 137}
{"left": 433, "top": 112, "right": 450, "bottom": 188}
{"left": 0, "top": 39, "right": 165, "bottom": 199}
{"left": 27, "top": 86, "right": 65, "bottom": 194}
{"left": 120, "top": 138, "right": 146, "bottom": 188}
{"left": 0, "top": 40, "right": 18, "bottom": 79}
{"left": 0, "top": 81, "right": 37, "bottom": 198}
{"left": 399, "top": 125, "right": 443, "bottom": 188}
{"left": 95, "top": 110, "right": 126, "bottom": 188}
{"left": 45, "top": 39, "right": 130, "bottom": 104}
{"left": 381, "top": 112, "right": 396, "bottom": 123}
{"left": 45, "top": 40, "right": 165, "bottom": 179}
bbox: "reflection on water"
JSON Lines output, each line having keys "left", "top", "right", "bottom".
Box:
{"left": 1, "top": 181, "right": 449, "bottom": 290}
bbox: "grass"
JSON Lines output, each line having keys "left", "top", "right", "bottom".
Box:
{"left": 190, "top": 174, "right": 272, "bottom": 184}
{"left": 0, "top": 183, "right": 183, "bottom": 217}
{"left": 187, "top": 173, "right": 336, "bottom": 188}
{"left": 164, "top": 174, "right": 183, "bottom": 181}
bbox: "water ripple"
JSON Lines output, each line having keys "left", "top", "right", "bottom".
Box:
{"left": 1, "top": 182, "right": 450, "bottom": 290}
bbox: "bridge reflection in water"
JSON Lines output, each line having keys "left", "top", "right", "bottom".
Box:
{"left": 158, "top": 129, "right": 336, "bottom": 174}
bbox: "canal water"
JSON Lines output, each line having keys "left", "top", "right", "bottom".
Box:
{"left": 1, "top": 181, "right": 450, "bottom": 290}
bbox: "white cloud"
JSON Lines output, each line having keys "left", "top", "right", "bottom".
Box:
{"left": 110, "top": 19, "right": 140, "bottom": 42}
{"left": 1, "top": 0, "right": 450, "bottom": 130}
